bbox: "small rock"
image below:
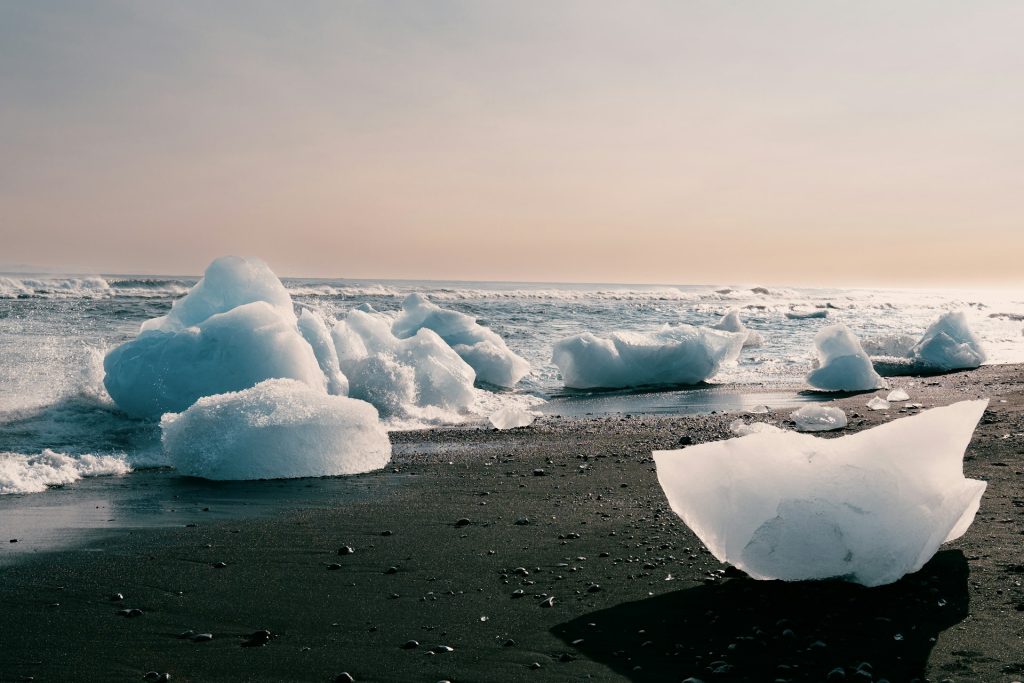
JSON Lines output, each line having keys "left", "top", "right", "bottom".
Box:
{"left": 380, "top": 530, "right": 393, "bottom": 536}
{"left": 191, "top": 633, "right": 213, "bottom": 643}
{"left": 117, "top": 608, "right": 143, "bottom": 618}
{"left": 400, "top": 640, "right": 420, "bottom": 650}
{"left": 430, "top": 645, "right": 454, "bottom": 654}
{"left": 110, "top": 593, "right": 124, "bottom": 601}
{"left": 540, "top": 596, "right": 556, "bottom": 608}
{"left": 338, "top": 546, "right": 355, "bottom": 555}
{"left": 454, "top": 518, "right": 471, "bottom": 528}
{"left": 333, "top": 674, "right": 355, "bottom": 683}
{"left": 211, "top": 561, "right": 227, "bottom": 569}
{"left": 327, "top": 563, "right": 343, "bottom": 570}
{"left": 533, "top": 469, "right": 546, "bottom": 476}
{"left": 385, "top": 566, "right": 399, "bottom": 575}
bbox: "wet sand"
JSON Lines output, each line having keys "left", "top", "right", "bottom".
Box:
{"left": 1, "top": 365, "right": 1022, "bottom": 682}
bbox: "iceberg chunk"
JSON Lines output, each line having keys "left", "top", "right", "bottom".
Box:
{"left": 911, "top": 311, "right": 986, "bottom": 371}
{"left": 790, "top": 405, "right": 848, "bottom": 432}
{"left": 297, "top": 308, "right": 349, "bottom": 396}
{"left": 148, "top": 255, "right": 294, "bottom": 332}
{"left": 489, "top": 405, "right": 536, "bottom": 430}
{"left": 552, "top": 325, "right": 745, "bottom": 390}
{"left": 392, "top": 294, "right": 530, "bottom": 387}
{"left": 161, "top": 379, "right": 391, "bottom": 480}
{"left": 805, "top": 325, "right": 886, "bottom": 392}
{"left": 104, "top": 302, "right": 326, "bottom": 419}
{"left": 712, "top": 308, "right": 764, "bottom": 348}
{"left": 332, "top": 309, "right": 477, "bottom": 418}
{"left": 654, "top": 400, "right": 988, "bottom": 587}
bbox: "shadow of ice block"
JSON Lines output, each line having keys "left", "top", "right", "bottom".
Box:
{"left": 654, "top": 400, "right": 988, "bottom": 587}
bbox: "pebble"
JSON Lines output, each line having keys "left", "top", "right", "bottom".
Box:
{"left": 327, "top": 563, "right": 343, "bottom": 570}
{"left": 242, "top": 630, "right": 271, "bottom": 647}
{"left": 454, "top": 518, "right": 471, "bottom": 527}
{"left": 380, "top": 530, "right": 393, "bottom": 536}
{"left": 191, "top": 633, "right": 213, "bottom": 643}
{"left": 514, "top": 517, "right": 531, "bottom": 525}
{"left": 385, "top": 566, "right": 399, "bottom": 575}
{"left": 401, "top": 640, "right": 420, "bottom": 649}
{"left": 143, "top": 673, "right": 171, "bottom": 682}
{"left": 110, "top": 593, "right": 124, "bottom": 601}
{"left": 333, "top": 674, "right": 355, "bottom": 683}
{"left": 117, "top": 608, "right": 143, "bottom": 618}
{"left": 338, "top": 546, "right": 355, "bottom": 555}
{"left": 540, "top": 596, "right": 556, "bottom": 608}
{"left": 533, "top": 469, "right": 546, "bottom": 476}
{"left": 430, "top": 645, "right": 454, "bottom": 654}
{"left": 211, "top": 561, "right": 227, "bottom": 569}
{"left": 530, "top": 662, "right": 542, "bottom": 670}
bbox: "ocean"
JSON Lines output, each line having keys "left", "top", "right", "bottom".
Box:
{"left": 1, "top": 273, "right": 1022, "bottom": 501}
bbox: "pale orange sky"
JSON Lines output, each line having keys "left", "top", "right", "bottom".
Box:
{"left": 2, "top": 1, "right": 1022, "bottom": 287}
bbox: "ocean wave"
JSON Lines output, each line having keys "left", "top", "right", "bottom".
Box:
{"left": 0, "top": 449, "right": 131, "bottom": 495}
{"left": 0, "top": 276, "right": 192, "bottom": 300}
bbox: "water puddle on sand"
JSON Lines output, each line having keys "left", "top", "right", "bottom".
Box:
{"left": 540, "top": 387, "right": 833, "bottom": 418}
{"left": 0, "top": 467, "right": 401, "bottom": 566}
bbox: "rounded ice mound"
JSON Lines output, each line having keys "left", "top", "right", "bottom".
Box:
{"left": 151, "top": 255, "right": 294, "bottom": 332}
{"left": 911, "top": 311, "right": 986, "bottom": 371}
{"left": 392, "top": 294, "right": 531, "bottom": 387}
{"left": 790, "top": 404, "right": 847, "bottom": 432}
{"left": 105, "top": 302, "right": 327, "bottom": 419}
{"left": 552, "top": 325, "right": 745, "bottom": 390}
{"left": 654, "top": 400, "right": 988, "bottom": 587}
{"left": 712, "top": 308, "right": 764, "bottom": 348}
{"left": 161, "top": 379, "right": 391, "bottom": 480}
{"left": 805, "top": 324, "right": 886, "bottom": 392}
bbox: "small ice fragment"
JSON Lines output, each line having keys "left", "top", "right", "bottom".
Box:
{"left": 729, "top": 420, "right": 785, "bottom": 436}
{"left": 749, "top": 405, "right": 770, "bottom": 414}
{"left": 867, "top": 397, "right": 891, "bottom": 411}
{"left": 489, "top": 406, "right": 536, "bottom": 430}
{"left": 887, "top": 389, "right": 910, "bottom": 402}
{"left": 790, "top": 405, "right": 848, "bottom": 432}
{"left": 712, "top": 308, "right": 764, "bottom": 348}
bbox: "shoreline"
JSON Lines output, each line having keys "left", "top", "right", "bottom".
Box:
{"left": 0, "top": 364, "right": 1022, "bottom": 681}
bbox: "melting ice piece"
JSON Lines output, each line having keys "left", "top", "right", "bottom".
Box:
{"left": 144, "top": 255, "right": 294, "bottom": 332}
{"left": 105, "top": 256, "right": 336, "bottom": 419}
{"left": 887, "top": 389, "right": 910, "bottom": 402}
{"left": 393, "top": 294, "right": 530, "bottom": 387}
{"left": 489, "top": 406, "right": 536, "bottom": 430}
{"left": 867, "top": 397, "right": 891, "bottom": 410}
{"left": 729, "top": 420, "right": 785, "bottom": 436}
{"left": 105, "top": 302, "right": 327, "bottom": 419}
{"left": 712, "top": 309, "right": 764, "bottom": 348}
{"left": 654, "top": 400, "right": 989, "bottom": 587}
{"left": 332, "top": 308, "right": 477, "bottom": 419}
{"left": 297, "top": 308, "right": 349, "bottom": 396}
{"left": 790, "top": 405, "right": 848, "bottom": 432}
{"left": 911, "top": 311, "right": 986, "bottom": 371}
{"left": 748, "top": 405, "right": 770, "bottom": 415}
{"left": 805, "top": 325, "right": 887, "bottom": 392}
{"left": 161, "top": 379, "right": 391, "bottom": 480}
{"left": 786, "top": 308, "right": 828, "bottom": 320}
{"left": 552, "top": 325, "right": 745, "bottom": 390}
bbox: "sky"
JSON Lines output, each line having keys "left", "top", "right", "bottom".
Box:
{"left": 1, "top": 1, "right": 1022, "bottom": 287}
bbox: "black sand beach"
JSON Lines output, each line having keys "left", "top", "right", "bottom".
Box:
{"left": 1, "top": 365, "right": 1023, "bottom": 682}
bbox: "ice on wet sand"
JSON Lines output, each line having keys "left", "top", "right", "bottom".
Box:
{"left": 654, "top": 400, "right": 988, "bottom": 587}
{"left": 489, "top": 406, "right": 536, "bottom": 430}
{"left": 805, "top": 324, "right": 886, "bottom": 392}
{"left": 790, "top": 405, "right": 847, "bottom": 432}
{"left": 161, "top": 379, "right": 391, "bottom": 480}
{"left": 911, "top": 311, "right": 986, "bottom": 370}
